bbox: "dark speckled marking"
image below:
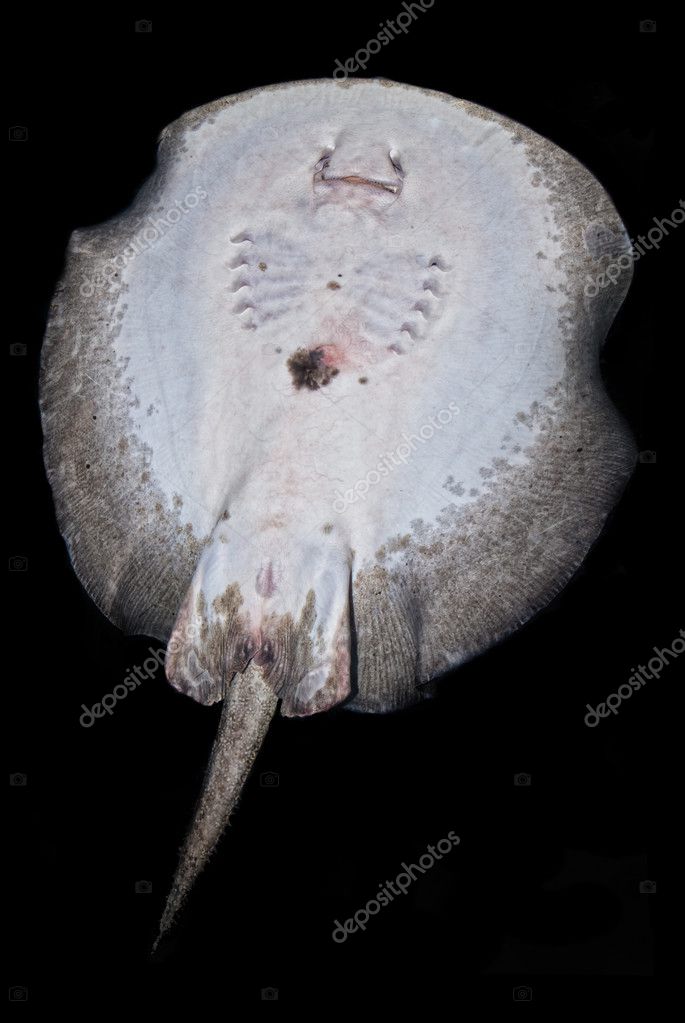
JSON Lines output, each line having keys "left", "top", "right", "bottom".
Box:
{"left": 166, "top": 581, "right": 348, "bottom": 716}
{"left": 444, "top": 476, "right": 465, "bottom": 496}
{"left": 287, "top": 347, "right": 339, "bottom": 390}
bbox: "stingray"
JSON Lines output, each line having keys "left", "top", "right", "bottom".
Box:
{"left": 39, "top": 79, "right": 636, "bottom": 946}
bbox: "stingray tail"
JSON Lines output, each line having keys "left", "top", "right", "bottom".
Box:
{"left": 153, "top": 661, "right": 278, "bottom": 952}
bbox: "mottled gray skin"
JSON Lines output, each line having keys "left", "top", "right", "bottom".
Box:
{"left": 154, "top": 663, "right": 277, "bottom": 949}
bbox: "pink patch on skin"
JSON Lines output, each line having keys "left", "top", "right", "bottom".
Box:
{"left": 312, "top": 313, "right": 400, "bottom": 375}
{"left": 316, "top": 343, "right": 347, "bottom": 369}
{"left": 255, "top": 562, "right": 277, "bottom": 599}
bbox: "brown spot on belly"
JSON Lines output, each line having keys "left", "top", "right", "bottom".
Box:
{"left": 287, "top": 346, "right": 339, "bottom": 390}
{"left": 326, "top": 281, "right": 341, "bottom": 290}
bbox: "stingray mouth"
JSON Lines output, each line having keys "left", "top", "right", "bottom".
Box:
{"left": 313, "top": 169, "right": 402, "bottom": 195}
{"left": 313, "top": 150, "right": 404, "bottom": 200}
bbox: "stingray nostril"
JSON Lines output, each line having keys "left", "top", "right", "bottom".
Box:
{"left": 389, "top": 149, "right": 404, "bottom": 177}
{"left": 315, "top": 145, "right": 335, "bottom": 172}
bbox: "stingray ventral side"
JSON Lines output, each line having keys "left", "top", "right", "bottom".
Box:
{"left": 39, "top": 79, "right": 636, "bottom": 945}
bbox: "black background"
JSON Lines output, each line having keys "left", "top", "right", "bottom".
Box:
{"left": 7, "top": 4, "right": 674, "bottom": 1010}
